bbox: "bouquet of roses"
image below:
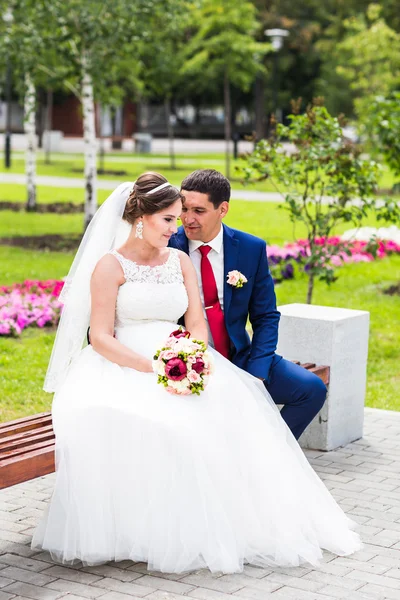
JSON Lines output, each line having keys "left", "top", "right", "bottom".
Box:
{"left": 153, "top": 328, "right": 213, "bottom": 395}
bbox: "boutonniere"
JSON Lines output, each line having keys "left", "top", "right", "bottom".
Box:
{"left": 227, "top": 270, "right": 248, "bottom": 288}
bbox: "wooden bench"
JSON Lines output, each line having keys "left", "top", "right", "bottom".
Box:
{"left": 0, "top": 362, "right": 330, "bottom": 490}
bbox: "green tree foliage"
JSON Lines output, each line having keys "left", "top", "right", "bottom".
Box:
{"left": 336, "top": 4, "right": 400, "bottom": 123}
{"left": 241, "top": 101, "right": 400, "bottom": 303}
{"left": 368, "top": 92, "right": 400, "bottom": 189}
{"left": 181, "top": 0, "right": 270, "bottom": 178}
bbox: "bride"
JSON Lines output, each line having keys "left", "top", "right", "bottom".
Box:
{"left": 32, "top": 172, "right": 362, "bottom": 573}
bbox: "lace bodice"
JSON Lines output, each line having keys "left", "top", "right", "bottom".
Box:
{"left": 109, "top": 248, "right": 188, "bottom": 327}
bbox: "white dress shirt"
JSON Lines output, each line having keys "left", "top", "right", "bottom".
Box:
{"left": 189, "top": 227, "right": 224, "bottom": 347}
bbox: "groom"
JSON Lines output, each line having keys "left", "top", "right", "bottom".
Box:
{"left": 169, "top": 169, "right": 326, "bottom": 440}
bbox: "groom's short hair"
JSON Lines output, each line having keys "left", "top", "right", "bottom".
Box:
{"left": 181, "top": 169, "right": 230, "bottom": 208}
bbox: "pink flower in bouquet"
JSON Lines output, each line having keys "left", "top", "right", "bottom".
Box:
{"left": 192, "top": 359, "right": 205, "bottom": 374}
{"left": 170, "top": 328, "right": 191, "bottom": 339}
{"left": 165, "top": 358, "right": 187, "bottom": 381}
{"left": 187, "top": 370, "right": 201, "bottom": 384}
{"left": 161, "top": 350, "right": 176, "bottom": 360}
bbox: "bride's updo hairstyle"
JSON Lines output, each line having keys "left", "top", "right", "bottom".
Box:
{"left": 123, "top": 172, "right": 183, "bottom": 224}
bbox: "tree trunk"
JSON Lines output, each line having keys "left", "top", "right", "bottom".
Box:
{"left": 24, "top": 75, "right": 37, "bottom": 211}
{"left": 97, "top": 102, "right": 105, "bottom": 173}
{"left": 165, "top": 96, "right": 176, "bottom": 170}
{"left": 254, "top": 74, "right": 266, "bottom": 143}
{"left": 82, "top": 50, "right": 97, "bottom": 230}
{"left": 224, "top": 70, "right": 231, "bottom": 180}
{"left": 44, "top": 89, "right": 53, "bottom": 164}
{"left": 306, "top": 272, "right": 314, "bottom": 304}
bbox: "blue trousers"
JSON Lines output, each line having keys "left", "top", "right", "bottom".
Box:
{"left": 264, "top": 357, "right": 327, "bottom": 440}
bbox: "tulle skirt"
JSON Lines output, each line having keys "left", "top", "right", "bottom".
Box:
{"left": 31, "top": 321, "right": 362, "bottom": 573}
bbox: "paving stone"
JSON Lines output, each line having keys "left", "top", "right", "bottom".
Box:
{"left": 316, "top": 584, "right": 384, "bottom": 599}
{"left": 39, "top": 566, "right": 102, "bottom": 585}
{"left": 326, "top": 558, "right": 390, "bottom": 576}
{"left": 181, "top": 571, "right": 239, "bottom": 594}
{"left": 0, "top": 555, "right": 51, "bottom": 573}
{"left": 189, "top": 589, "right": 245, "bottom": 600}
{"left": 94, "top": 577, "right": 157, "bottom": 597}
{"left": 2, "top": 581, "right": 63, "bottom": 600}
{"left": 1, "top": 567, "right": 57, "bottom": 587}
{"left": 232, "top": 585, "right": 281, "bottom": 599}
{"left": 0, "top": 541, "right": 38, "bottom": 558}
{"left": 303, "top": 571, "right": 364, "bottom": 590}
{"left": 356, "top": 583, "right": 400, "bottom": 600}
{"left": 98, "top": 593, "right": 143, "bottom": 600}
{"left": 345, "top": 569, "right": 400, "bottom": 589}
{"left": 263, "top": 571, "right": 325, "bottom": 592}
{"left": 133, "top": 575, "right": 195, "bottom": 594}
{"left": 0, "top": 532, "right": 32, "bottom": 546}
{"left": 0, "top": 576, "right": 15, "bottom": 589}
{"left": 44, "top": 579, "right": 108, "bottom": 598}
{"left": 80, "top": 565, "right": 142, "bottom": 582}
{"left": 0, "top": 591, "right": 17, "bottom": 600}
{"left": 146, "top": 592, "right": 188, "bottom": 600}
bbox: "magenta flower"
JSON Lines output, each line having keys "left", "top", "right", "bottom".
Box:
{"left": 192, "top": 359, "right": 205, "bottom": 374}
{"left": 165, "top": 358, "right": 187, "bottom": 381}
{"left": 170, "top": 328, "right": 191, "bottom": 339}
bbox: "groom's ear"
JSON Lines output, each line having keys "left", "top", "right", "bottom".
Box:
{"left": 219, "top": 201, "right": 229, "bottom": 219}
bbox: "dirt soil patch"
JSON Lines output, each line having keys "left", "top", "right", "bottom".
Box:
{"left": 0, "top": 202, "right": 83, "bottom": 213}
{"left": 383, "top": 282, "right": 400, "bottom": 296}
{"left": 0, "top": 234, "right": 82, "bottom": 251}
{"left": 71, "top": 168, "right": 128, "bottom": 176}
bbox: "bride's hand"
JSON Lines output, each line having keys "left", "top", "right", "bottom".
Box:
{"left": 137, "top": 358, "right": 154, "bottom": 373}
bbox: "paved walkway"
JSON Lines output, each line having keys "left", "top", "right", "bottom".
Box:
{"left": 0, "top": 173, "right": 282, "bottom": 203}
{"left": 0, "top": 135, "right": 272, "bottom": 155}
{"left": 1, "top": 407, "right": 400, "bottom": 599}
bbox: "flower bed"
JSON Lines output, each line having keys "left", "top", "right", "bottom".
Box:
{"left": 0, "top": 280, "right": 64, "bottom": 336}
{"left": 267, "top": 235, "right": 400, "bottom": 283}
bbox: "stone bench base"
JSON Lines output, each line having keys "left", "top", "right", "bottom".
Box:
{"left": 277, "top": 303, "right": 370, "bottom": 451}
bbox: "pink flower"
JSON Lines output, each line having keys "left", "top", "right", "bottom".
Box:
{"left": 166, "top": 386, "right": 179, "bottom": 395}
{"left": 187, "top": 370, "right": 201, "bottom": 384}
{"left": 0, "top": 323, "right": 11, "bottom": 335}
{"left": 165, "top": 358, "right": 187, "bottom": 381}
{"left": 162, "top": 350, "right": 176, "bottom": 361}
{"left": 227, "top": 270, "right": 248, "bottom": 288}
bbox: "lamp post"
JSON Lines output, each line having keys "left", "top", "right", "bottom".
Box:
{"left": 3, "top": 7, "right": 13, "bottom": 169}
{"left": 264, "top": 28, "right": 288, "bottom": 124}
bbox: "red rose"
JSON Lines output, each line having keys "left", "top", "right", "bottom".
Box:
{"left": 165, "top": 358, "right": 187, "bottom": 381}
{"left": 170, "top": 328, "right": 191, "bottom": 339}
{"left": 192, "top": 359, "right": 204, "bottom": 374}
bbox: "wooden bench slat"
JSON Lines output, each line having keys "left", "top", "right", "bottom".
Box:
{"left": 0, "top": 429, "right": 55, "bottom": 453}
{"left": 309, "top": 365, "right": 330, "bottom": 385}
{"left": 0, "top": 439, "right": 55, "bottom": 461}
{"left": 0, "top": 412, "right": 51, "bottom": 431}
{"left": 0, "top": 415, "right": 53, "bottom": 439}
{"left": 0, "top": 446, "right": 55, "bottom": 489}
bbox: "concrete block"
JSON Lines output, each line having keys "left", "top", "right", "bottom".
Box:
{"left": 277, "top": 303, "right": 369, "bottom": 451}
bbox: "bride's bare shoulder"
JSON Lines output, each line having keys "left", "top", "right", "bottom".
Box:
{"left": 91, "top": 253, "right": 125, "bottom": 286}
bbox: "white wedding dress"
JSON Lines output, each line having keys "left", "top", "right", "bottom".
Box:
{"left": 32, "top": 248, "right": 361, "bottom": 573}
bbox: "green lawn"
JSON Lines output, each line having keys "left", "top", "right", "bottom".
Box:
{"left": 1, "top": 197, "right": 399, "bottom": 421}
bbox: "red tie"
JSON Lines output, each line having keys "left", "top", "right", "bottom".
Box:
{"left": 199, "top": 245, "right": 230, "bottom": 358}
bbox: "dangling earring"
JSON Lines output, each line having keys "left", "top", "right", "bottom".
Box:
{"left": 135, "top": 220, "right": 143, "bottom": 239}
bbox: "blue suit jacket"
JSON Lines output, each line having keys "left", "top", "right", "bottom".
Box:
{"left": 169, "top": 224, "right": 282, "bottom": 382}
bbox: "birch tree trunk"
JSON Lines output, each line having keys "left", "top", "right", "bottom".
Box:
{"left": 224, "top": 70, "right": 231, "bottom": 180}
{"left": 24, "top": 75, "right": 37, "bottom": 211}
{"left": 82, "top": 50, "right": 97, "bottom": 230}
{"left": 44, "top": 89, "right": 53, "bottom": 165}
